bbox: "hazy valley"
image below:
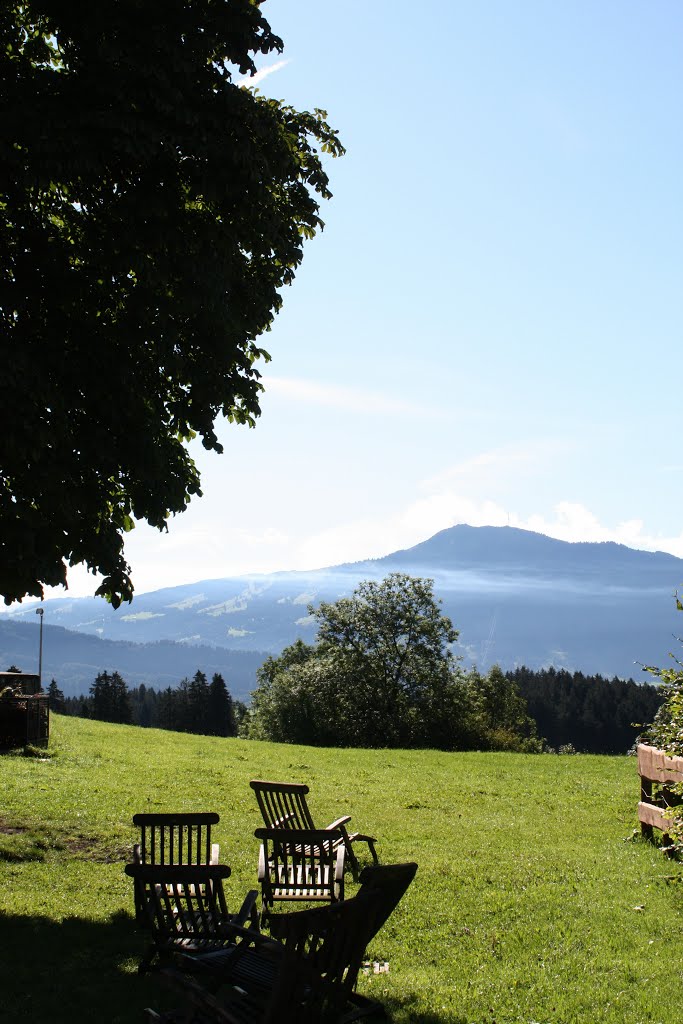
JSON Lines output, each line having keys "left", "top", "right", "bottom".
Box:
{"left": 2, "top": 525, "right": 681, "bottom": 699}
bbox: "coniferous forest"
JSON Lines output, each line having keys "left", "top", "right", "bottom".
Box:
{"left": 51, "top": 670, "right": 246, "bottom": 738}
{"left": 507, "top": 666, "right": 663, "bottom": 754}
{"left": 46, "top": 665, "right": 664, "bottom": 755}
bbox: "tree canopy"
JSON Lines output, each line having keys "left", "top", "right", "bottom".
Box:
{"left": 0, "top": 0, "right": 343, "bottom": 606}
{"left": 247, "top": 573, "right": 541, "bottom": 752}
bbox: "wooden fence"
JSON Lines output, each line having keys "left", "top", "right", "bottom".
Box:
{"left": 637, "top": 743, "right": 683, "bottom": 843}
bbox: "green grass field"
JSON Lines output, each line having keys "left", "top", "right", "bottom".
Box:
{"left": 1, "top": 714, "right": 682, "bottom": 1023}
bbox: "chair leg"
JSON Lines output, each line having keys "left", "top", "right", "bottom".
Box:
{"left": 138, "top": 945, "right": 157, "bottom": 974}
{"left": 345, "top": 844, "right": 361, "bottom": 882}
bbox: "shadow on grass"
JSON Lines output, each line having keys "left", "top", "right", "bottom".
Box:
{"left": 381, "top": 993, "right": 468, "bottom": 1024}
{"left": 0, "top": 910, "right": 171, "bottom": 1023}
{"left": 0, "top": 911, "right": 465, "bottom": 1024}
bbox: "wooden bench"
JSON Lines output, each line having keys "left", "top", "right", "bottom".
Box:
{"left": 637, "top": 743, "right": 683, "bottom": 844}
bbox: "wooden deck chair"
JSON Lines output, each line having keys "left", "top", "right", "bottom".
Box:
{"left": 250, "top": 779, "right": 379, "bottom": 881}
{"left": 255, "top": 827, "right": 345, "bottom": 922}
{"left": 125, "top": 862, "right": 260, "bottom": 976}
{"left": 145, "top": 886, "right": 384, "bottom": 1024}
{"left": 341, "top": 862, "right": 418, "bottom": 1020}
{"left": 131, "top": 813, "right": 221, "bottom": 923}
{"left": 353, "top": 862, "right": 417, "bottom": 943}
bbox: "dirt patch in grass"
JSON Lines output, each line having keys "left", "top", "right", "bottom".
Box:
{"left": 61, "top": 834, "right": 132, "bottom": 863}
{"left": 0, "top": 819, "right": 129, "bottom": 864}
{"left": 0, "top": 818, "right": 28, "bottom": 835}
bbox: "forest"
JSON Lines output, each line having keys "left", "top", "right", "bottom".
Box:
{"left": 508, "top": 666, "right": 662, "bottom": 754}
{"left": 50, "top": 670, "right": 246, "bottom": 739}
{"left": 44, "top": 664, "right": 663, "bottom": 755}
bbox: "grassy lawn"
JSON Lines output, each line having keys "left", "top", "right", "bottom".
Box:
{"left": 1, "top": 714, "right": 682, "bottom": 1023}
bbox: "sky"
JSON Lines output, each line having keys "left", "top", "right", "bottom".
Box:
{"left": 38, "top": 1, "right": 683, "bottom": 600}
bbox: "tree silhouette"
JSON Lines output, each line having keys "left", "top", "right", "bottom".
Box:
{"left": 1, "top": 1, "right": 343, "bottom": 605}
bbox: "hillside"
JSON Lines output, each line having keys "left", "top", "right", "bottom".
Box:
{"left": 0, "top": 619, "right": 263, "bottom": 697}
{"left": 1, "top": 715, "right": 683, "bottom": 1023}
{"left": 2, "top": 525, "right": 682, "bottom": 696}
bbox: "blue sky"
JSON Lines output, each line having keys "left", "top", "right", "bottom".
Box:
{"left": 49, "top": 1, "right": 683, "bottom": 598}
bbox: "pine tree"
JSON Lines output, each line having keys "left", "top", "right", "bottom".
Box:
{"left": 207, "top": 673, "right": 236, "bottom": 737}
{"left": 47, "top": 679, "right": 66, "bottom": 713}
{"left": 89, "top": 670, "right": 132, "bottom": 724}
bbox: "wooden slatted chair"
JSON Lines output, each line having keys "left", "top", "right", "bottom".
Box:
{"left": 131, "top": 813, "right": 221, "bottom": 923}
{"left": 125, "top": 862, "right": 261, "bottom": 976}
{"left": 141, "top": 864, "right": 418, "bottom": 1022}
{"left": 352, "top": 861, "right": 417, "bottom": 942}
{"left": 145, "top": 886, "right": 384, "bottom": 1024}
{"left": 255, "top": 827, "right": 345, "bottom": 923}
{"left": 250, "top": 779, "right": 379, "bottom": 881}
{"left": 337, "top": 861, "right": 418, "bottom": 1021}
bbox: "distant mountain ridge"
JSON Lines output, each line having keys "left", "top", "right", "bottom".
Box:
{"left": 380, "top": 524, "right": 683, "bottom": 577}
{"left": 2, "top": 525, "right": 681, "bottom": 698}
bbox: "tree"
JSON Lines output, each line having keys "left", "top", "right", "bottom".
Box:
{"left": 47, "top": 679, "right": 66, "bottom": 713}
{"left": 468, "top": 665, "right": 541, "bottom": 753}
{"left": 207, "top": 672, "right": 237, "bottom": 737}
{"left": 249, "top": 574, "right": 476, "bottom": 749}
{"left": 89, "top": 669, "right": 132, "bottom": 724}
{"left": 186, "top": 669, "right": 210, "bottom": 733}
{"left": 0, "top": 1, "right": 344, "bottom": 606}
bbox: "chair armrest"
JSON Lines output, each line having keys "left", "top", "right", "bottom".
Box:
{"left": 232, "top": 889, "right": 260, "bottom": 931}
{"left": 211, "top": 918, "right": 280, "bottom": 952}
{"left": 326, "top": 815, "right": 352, "bottom": 829}
{"left": 257, "top": 843, "right": 266, "bottom": 883}
{"left": 125, "top": 864, "right": 232, "bottom": 883}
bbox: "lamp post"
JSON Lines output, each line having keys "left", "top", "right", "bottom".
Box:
{"left": 36, "top": 608, "right": 44, "bottom": 687}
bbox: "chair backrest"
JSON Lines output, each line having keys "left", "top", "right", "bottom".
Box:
{"left": 133, "top": 812, "right": 220, "bottom": 867}
{"left": 265, "top": 889, "right": 382, "bottom": 1024}
{"left": 250, "top": 780, "right": 316, "bottom": 832}
{"left": 255, "top": 827, "right": 345, "bottom": 909}
{"left": 124, "top": 863, "right": 232, "bottom": 950}
{"left": 356, "top": 861, "right": 418, "bottom": 942}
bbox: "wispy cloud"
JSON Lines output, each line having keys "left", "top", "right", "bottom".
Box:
{"left": 422, "top": 439, "right": 574, "bottom": 491}
{"left": 520, "top": 503, "right": 683, "bottom": 558}
{"left": 237, "top": 59, "right": 290, "bottom": 89}
{"left": 264, "top": 376, "right": 444, "bottom": 419}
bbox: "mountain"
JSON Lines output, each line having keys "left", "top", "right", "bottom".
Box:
{"left": 0, "top": 618, "right": 264, "bottom": 698}
{"left": 2, "top": 525, "right": 681, "bottom": 698}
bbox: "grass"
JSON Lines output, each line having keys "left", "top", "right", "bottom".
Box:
{"left": 1, "top": 714, "right": 682, "bottom": 1023}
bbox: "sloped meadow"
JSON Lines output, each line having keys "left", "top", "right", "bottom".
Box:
{"left": 1, "top": 715, "right": 682, "bottom": 1023}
